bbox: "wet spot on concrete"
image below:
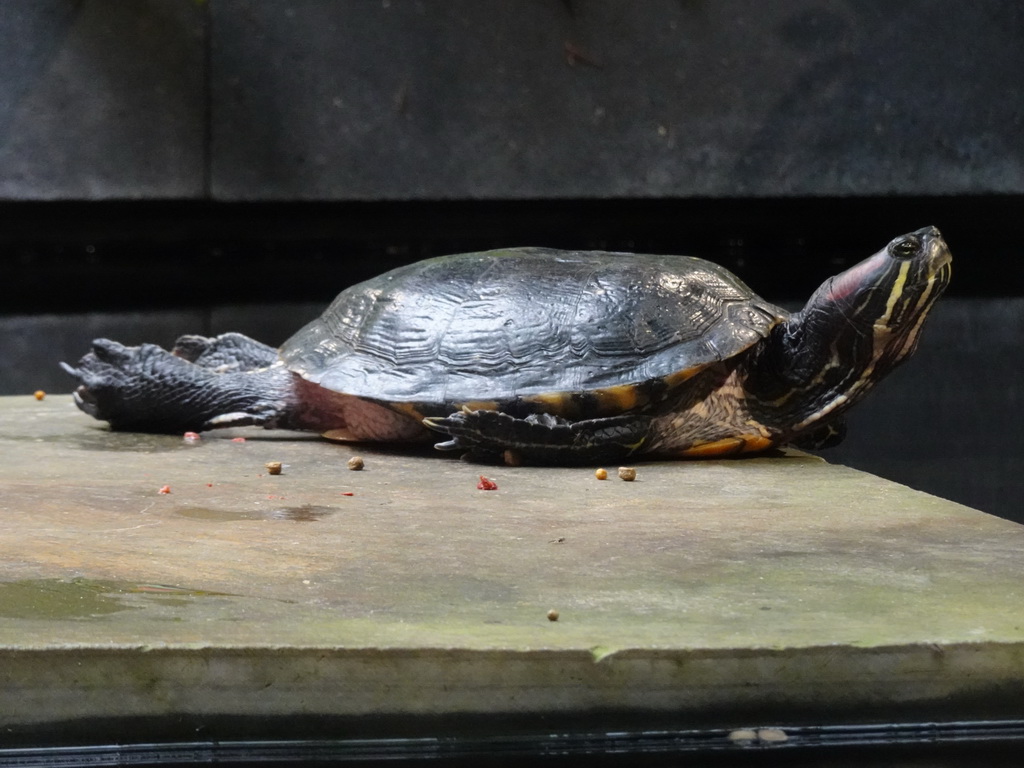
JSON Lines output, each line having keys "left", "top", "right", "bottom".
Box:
{"left": 175, "top": 504, "right": 334, "bottom": 522}
{"left": 128, "top": 583, "right": 239, "bottom": 598}
{"left": 175, "top": 506, "right": 260, "bottom": 522}
{"left": 269, "top": 504, "right": 334, "bottom": 522}
{"left": 0, "top": 578, "right": 243, "bottom": 620}
{"left": 145, "top": 597, "right": 192, "bottom": 608}
{"left": 0, "top": 578, "right": 136, "bottom": 619}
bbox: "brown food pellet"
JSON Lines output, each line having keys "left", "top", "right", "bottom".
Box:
{"left": 727, "top": 729, "right": 758, "bottom": 744}
{"left": 502, "top": 449, "right": 523, "bottom": 467}
{"left": 618, "top": 466, "right": 637, "bottom": 481}
{"left": 546, "top": 609, "right": 560, "bottom": 622}
{"left": 33, "top": 390, "right": 46, "bottom": 400}
{"left": 594, "top": 468, "right": 608, "bottom": 480}
{"left": 265, "top": 461, "right": 283, "bottom": 475}
{"left": 347, "top": 456, "right": 364, "bottom": 471}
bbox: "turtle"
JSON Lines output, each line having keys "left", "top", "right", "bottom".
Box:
{"left": 62, "top": 226, "right": 951, "bottom": 465}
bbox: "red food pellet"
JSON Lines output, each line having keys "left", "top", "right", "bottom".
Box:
{"left": 158, "top": 485, "right": 171, "bottom": 495}
{"left": 477, "top": 475, "right": 498, "bottom": 491}
{"left": 231, "top": 437, "right": 246, "bottom": 443}
{"left": 183, "top": 431, "right": 201, "bottom": 442}
{"left": 341, "top": 492, "right": 354, "bottom": 496}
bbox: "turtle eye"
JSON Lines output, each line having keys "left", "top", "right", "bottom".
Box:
{"left": 890, "top": 236, "right": 921, "bottom": 260}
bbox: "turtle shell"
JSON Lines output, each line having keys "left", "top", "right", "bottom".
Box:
{"left": 279, "top": 248, "right": 786, "bottom": 416}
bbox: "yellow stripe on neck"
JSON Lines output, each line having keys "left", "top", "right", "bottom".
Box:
{"left": 879, "top": 260, "right": 912, "bottom": 329}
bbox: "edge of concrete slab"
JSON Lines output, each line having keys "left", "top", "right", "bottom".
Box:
{"left": 3, "top": 640, "right": 1023, "bottom": 729}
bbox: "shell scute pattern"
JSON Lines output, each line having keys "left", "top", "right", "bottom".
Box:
{"left": 280, "top": 249, "right": 785, "bottom": 411}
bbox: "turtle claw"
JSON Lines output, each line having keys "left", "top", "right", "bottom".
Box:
{"left": 423, "top": 416, "right": 465, "bottom": 451}
{"left": 62, "top": 340, "right": 210, "bottom": 432}
{"left": 61, "top": 342, "right": 137, "bottom": 402}
{"left": 88, "top": 338, "right": 137, "bottom": 366}
{"left": 73, "top": 388, "right": 99, "bottom": 418}
{"left": 59, "top": 360, "right": 82, "bottom": 383}
{"left": 62, "top": 342, "right": 147, "bottom": 427}
{"left": 422, "top": 414, "right": 458, "bottom": 429}
{"left": 60, "top": 361, "right": 102, "bottom": 418}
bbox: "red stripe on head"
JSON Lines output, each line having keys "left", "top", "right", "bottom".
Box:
{"left": 826, "top": 252, "right": 888, "bottom": 303}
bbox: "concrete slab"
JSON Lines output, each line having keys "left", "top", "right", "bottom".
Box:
{"left": 1, "top": 395, "right": 1023, "bottom": 738}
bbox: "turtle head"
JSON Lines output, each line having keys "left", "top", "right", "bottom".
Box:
{"left": 815, "top": 225, "right": 952, "bottom": 365}
{"left": 754, "top": 227, "right": 951, "bottom": 440}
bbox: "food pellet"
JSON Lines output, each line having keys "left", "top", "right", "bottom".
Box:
{"left": 546, "top": 609, "right": 560, "bottom": 622}
{"left": 231, "top": 437, "right": 246, "bottom": 443}
{"left": 727, "top": 729, "right": 758, "bottom": 743}
{"left": 183, "top": 431, "right": 201, "bottom": 442}
{"left": 594, "top": 468, "right": 608, "bottom": 480}
{"left": 757, "top": 729, "right": 789, "bottom": 743}
{"left": 477, "top": 475, "right": 498, "bottom": 491}
{"left": 158, "top": 485, "right": 171, "bottom": 495}
{"left": 502, "top": 449, "right": 523, "bottom": 466}
{"left": 618, "top": 466, "right": 637, "bottom": 481}
{"left": 265, "top": 461, "right": 283, "bottom": 475}
{"left": 347, "top": 456, "right": 364, "bottom": 471}
{"left": 33, "top": 390, "right": 46, "bottom": 400}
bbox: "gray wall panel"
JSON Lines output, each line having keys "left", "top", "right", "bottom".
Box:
{"left": 210, "top": 0, "right": 1024, "bottom": 200}
{"left": 0, "top": 0, "right": 206, "bottom": 200}
{"left": 2, "top": 1, "right": 1020, "bottom": 201}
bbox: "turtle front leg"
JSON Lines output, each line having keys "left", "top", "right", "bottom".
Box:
{"left": 424, "top": 409, "right": 650, "bottom": 465}
{"left": 789, "top": 418, "right": 847, "bottom": 450}
{"left": 61, "top": 339, "right": 296, "bottom": 434}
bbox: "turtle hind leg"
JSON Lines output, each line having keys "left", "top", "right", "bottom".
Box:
{"left": 424, "top": 409, "right": 650, "bottom": 465}
{"left": 62, "top": 339, "right": 296, "bottom": 434}
{"left": 172, "top": 332, "right": 278, "bottom": 372}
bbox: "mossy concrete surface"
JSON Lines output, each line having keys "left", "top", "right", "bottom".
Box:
{"left": 1, "top": 395, "right": 1023, "bottom": 730}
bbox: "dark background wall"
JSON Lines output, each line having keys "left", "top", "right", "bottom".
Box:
{"left": 1, "top": 0, "right": 1022, "bottom": 522}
